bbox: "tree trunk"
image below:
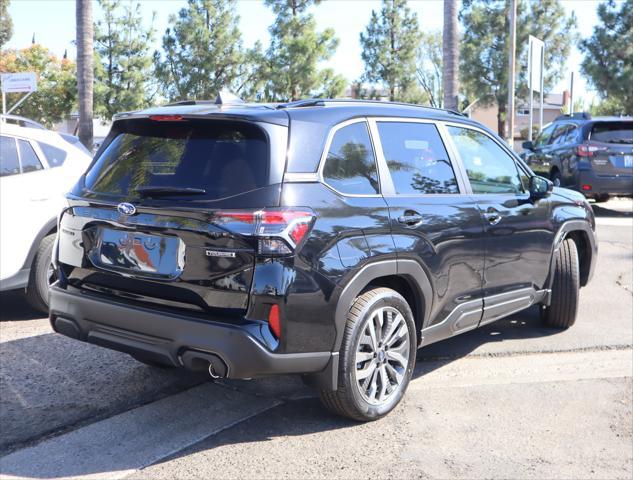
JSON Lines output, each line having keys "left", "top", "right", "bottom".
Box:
{"left": 76, "top": 0, "right": 93, "bottom": 150}
{"left": 497, "top": 101, "right": 506, "bottom": 138}
{"left": 442, "top": 0, "right": 459, "bottom": 110}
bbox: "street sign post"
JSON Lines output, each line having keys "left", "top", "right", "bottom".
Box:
{"left": 527, "top": 36, "right": 545, "bottom": 142}
{"left": 1, "top": 72, "right": 38, "bottom": 114}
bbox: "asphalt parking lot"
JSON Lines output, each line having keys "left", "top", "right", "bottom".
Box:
{"left": 1, "top": 198, "right": 631, "bottom": 480}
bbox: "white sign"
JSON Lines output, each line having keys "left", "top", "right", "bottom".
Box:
{"left": 528, "top": 36, "right": 544, "bottom": 93}
{"left": 1, "top": 72, "right": 38, "bottom": 93}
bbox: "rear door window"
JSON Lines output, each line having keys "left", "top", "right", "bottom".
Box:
{"left": 84, "top": 120, "right": 270, "bottom": 200}
{"left": 378, "top": 122, "right": 458, "bottom": 194}
{"left": 322, "top": 121, "right": 379, "bottom": 195}
{"left": 17, "top": 139, "right": 44, "bottom": 173}
{"left": 0, "top": 136, "right": 20, "bottom": 177}
{"left": 590, "top": 122, "right": 633, "bottom": 144}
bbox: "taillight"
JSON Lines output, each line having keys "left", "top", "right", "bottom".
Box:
{"left": 212, "top": 208, "right": 315, "bottom": 256}
{"left": 268, "top": 304, "right": 281, "bottom": 338}
{"left": 577, "top": 143, "right": 608, "bottom": 157}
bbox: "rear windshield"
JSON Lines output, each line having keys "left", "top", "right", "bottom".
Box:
{"left": 590, "top": 122, "right": 633, "bottom": 144}
{"left": 84, "top": 120, "right": 269, "bottom": 200}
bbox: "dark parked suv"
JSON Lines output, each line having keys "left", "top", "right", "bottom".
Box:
{"left": 51, "top": 98, "right": 597, "bottom": 421}
{"left": 521, "top": 112, "right": 633, "bottom": 202}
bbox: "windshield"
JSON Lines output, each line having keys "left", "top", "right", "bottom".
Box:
{"left": 590, "top": 122, "right": 633, "bottom": 144}
{"left": 84, "top": 120, "right": 269, "bottom": 200}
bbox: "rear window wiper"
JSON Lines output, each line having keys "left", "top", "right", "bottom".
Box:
{"left": 135, "top": 186, "right": 206, "bottom": 197}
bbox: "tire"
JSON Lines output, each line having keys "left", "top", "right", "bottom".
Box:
{"left": 550, "top": 169, "right": 562, "bottom": 187}
{"left": 319, "top": 287, "right": 417, "bottom": 422}
{"left": 594, "top": 194, "right": 609, "bottom": 203}
{"left": 25, "top": 234, "right": 56, "bottom": 314}
{"left": 541, "top": 238, "right": 580, "bottom": 329}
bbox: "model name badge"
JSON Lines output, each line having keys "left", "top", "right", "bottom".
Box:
{"left": 205, "top": 250, "right": 236, "bottom": 258}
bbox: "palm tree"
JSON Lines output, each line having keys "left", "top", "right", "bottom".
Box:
{"left": 442, "top": 0, "right": 459, "bottom": 111}
{"left": 76, "top": 0, "right": 93, "bottom": 149}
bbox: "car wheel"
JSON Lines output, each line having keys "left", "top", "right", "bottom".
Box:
{"left": 541, "top": 238, "right": 579, "bottom": 329}
{"left": 594, "top": 194, "right": 610, "bottom": 203}
{"left": 319, "top": 287, "right": 416, "bottom": 421}
{"left": 25, "top": 234, "right": 57, "bottom": 314}
{"left": 550, "top": 170, "right": 562, "bottom": 187}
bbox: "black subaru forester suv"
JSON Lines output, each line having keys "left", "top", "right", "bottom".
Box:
{"left": 51, "top": 98, "right": 597, "bottom": 421}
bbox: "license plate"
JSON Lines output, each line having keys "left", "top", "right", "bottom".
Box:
{"left": 87, "top": 228, "right": 185, "bottom": 279}
{"left": 625, "top": 155, "right": 633, "bottom": 168}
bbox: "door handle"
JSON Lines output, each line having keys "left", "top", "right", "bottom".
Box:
{"left": 398, "top": 213, "right": 423, "bottom": 226}
{"left": 482, "top": 211, "right": 502, "bottom": 225}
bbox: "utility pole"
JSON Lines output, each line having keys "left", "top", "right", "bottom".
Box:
{"left": 506, "top": 0, "right": 517, "bottom": 147}
{"left": 570, "top": 72, "right": 575, "bottom": 115}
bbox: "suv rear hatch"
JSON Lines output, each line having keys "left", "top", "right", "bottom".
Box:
{"left": 583, "top": 121, "right": 633, "bottom": 176}
{"left": 57, "top": 115, "right": 288, "bottom": 316}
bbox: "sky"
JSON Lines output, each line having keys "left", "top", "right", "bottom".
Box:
{"left": 4, "top": 0, "right": 611, "bottom": 105}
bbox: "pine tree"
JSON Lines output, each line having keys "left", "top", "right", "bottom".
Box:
{"left": 154, "top": 0, "right": 245, "bottom": 101}
{"left": 580, "top": 0, "right": 633, "bottom": 115}
{"left": 0, "top": 0, "right": 13, "bottom": 47}
{"left": 94, "top": 0, "right": 156, "bottom": 118}
{"left": 360, "top": 0, "right": 421, "bottom": 102}
{"left": 260, "top": 0, "right": 345, "bottom": 101}
{"left": 460, "top": 0, "right": 576, "bottom": 136}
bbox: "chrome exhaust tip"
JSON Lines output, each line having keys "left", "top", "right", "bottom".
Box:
{"left": 208, "top": 363, "right": 220, "bottom": 379}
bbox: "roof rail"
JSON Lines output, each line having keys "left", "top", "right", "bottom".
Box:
{"left": 555, "top": 111, "right": 591, "bottom": 121}
{"left": 276, "top": 98, "right": 466, "bottom": 116}
{"left": 0, "top": 114, "right": 46, "bottom": 130}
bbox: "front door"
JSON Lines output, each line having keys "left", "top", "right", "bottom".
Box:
{"left": 445, "top": 125, "right": 554, "bottom": 325}
{"left": 371, "top": 119, "right": 486, "bottom": 333}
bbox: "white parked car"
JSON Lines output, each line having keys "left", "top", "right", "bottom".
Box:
{"left": 0, "top": 116, "right": 92, "bottom": 312}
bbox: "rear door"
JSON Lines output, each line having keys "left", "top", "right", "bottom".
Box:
{"left": 445, "top": 124, "right": 553, "bottom": 324}
{"left": 372, "top": 119, "right": 486, "bottom": 332}
{"left": 58, "top": 117, "right": 287, "bottom": 315}
{"left": 586, "top": 121, "right": 633, "bottom": 177}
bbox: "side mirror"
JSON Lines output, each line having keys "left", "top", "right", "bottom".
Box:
{"left": 522, "top": 140, "right": 534, "bottom": 151}
{"left": 529, "top": 175, "right": 553, "bottom": 199}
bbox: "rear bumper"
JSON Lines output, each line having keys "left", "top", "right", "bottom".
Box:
{"left": 49, "top": 285, "right": 332, "bottom": 379}
{"left": 578, "top": 170, "right": 633, "bottom": 197}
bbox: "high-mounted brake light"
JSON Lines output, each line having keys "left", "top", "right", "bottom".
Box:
{"left": 213, "top": 208, "right": 315, "bottom": 256}
{"left": 149, "top": 115, "right": 184, "bottom": 122}
{"left": 577, "top": 143, "right": 607, "bottom": 157}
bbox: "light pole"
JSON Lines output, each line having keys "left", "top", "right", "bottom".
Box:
{"left": 506, "top": 0, "right": 517, "bottom": 147}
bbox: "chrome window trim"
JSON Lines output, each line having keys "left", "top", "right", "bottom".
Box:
{"left": 368, "top": 116, "right": 468, "bottom": 197}
{"left": 316, "top": 117, "right": 383, "bottom": 198}
{"left": 283, "top": 172, "right": 319, "bottom": 183}
{"left": 440, "top": 121, "right": 530, "bottom": 195}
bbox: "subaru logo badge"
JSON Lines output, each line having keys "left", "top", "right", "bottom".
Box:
{"left": 117, "top": 202, "right": 136, "bottom": 216}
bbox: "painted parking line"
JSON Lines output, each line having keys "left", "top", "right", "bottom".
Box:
{"left": 0, "top": 382, "right": 280, "bottom": 480}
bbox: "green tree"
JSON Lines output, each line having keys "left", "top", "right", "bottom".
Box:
{"left": 360, "top": 0, "right": 421, "bottom": 102}
{"left": 94, "top": 0, "right": 156, "bottom": 119}
{"left": 154, "top": 0, "right": 245, "bottom": 101}
{"left": 0, "top": 0, "right": 12, "bottom": 47}
{"left": 416, "top": 31, "right": 443, "bottom": 108}
{"left": 259, "top": 0, "right": 345, "bottom": 101}
{"left": 460, "top": 0, "right": 576, "bottom": 136}
{"left": 580, "top": 0, "right": 633, "bottom": 115}
{"left": 0, "top": 45, "right": 76, "bottom": 127}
